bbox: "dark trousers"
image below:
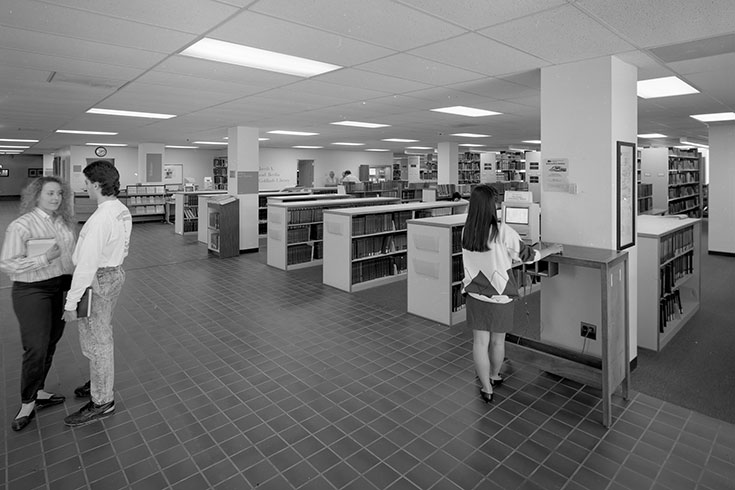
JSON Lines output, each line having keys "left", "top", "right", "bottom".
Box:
{"left": 12, "top": 275, "right": 71, "bottom": 403}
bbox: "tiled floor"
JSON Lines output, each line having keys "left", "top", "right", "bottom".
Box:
{"left": 2, "top": 204, "right": 735, "bottom": 490}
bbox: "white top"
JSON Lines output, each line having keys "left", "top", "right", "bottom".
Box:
{"left": 0, "top": 208, "right": 75, "bottom": 283}
{"left": 65, "top": 199, "right": 132, "bottom": 309}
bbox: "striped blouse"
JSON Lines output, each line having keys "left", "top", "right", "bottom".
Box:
{"left": 0, "top": 207, "right": 76, "bottom": 283}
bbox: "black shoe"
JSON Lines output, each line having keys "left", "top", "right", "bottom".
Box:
{"left": 36, "top": 394, "right": 66, "bottom": 409}
{"left": 11, "top": 408, "right": 35, "bottom": 432}
{"left": 479, "top": 388, "right": 493, "bottom": 404}
{"left": 74, "top": 381, "right": 91, "bottom": 398}
{"left": 490, "top": 376, "right": 504, "bottom": 388}
{"left": 64, "top": 400, "right": 115, "bottom": 427}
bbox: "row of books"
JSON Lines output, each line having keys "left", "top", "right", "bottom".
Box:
{"left": 286, "top": 224, "right": 323, "bottom": 244}
{"left": 183, "top": 208, "right": 198, "bottom": 219}
{"left": 452, "top": 226, "right": 464, "bottom": 253}
{"left": 661, "top": 250, "right": 694, "bottom": 295}
{"left": 352, "top": 234, "right": 408, "bottom": 260}
{"left": 209, "top": 212, "right": 221, "bottom": 229}
{"left": 287, "top": 243, "right": 313, "bottom": 265}
{"left": 182, "top": 220, "right": 197, "bottom": 233}
{"left": 451, "top": 283, "right": 466, "bottom": 312}
{"left": 289, "top": 207, "right": 324, "bottom": 224}
{"left": 669, "top": 159, "right": 699, "bottom": 171}
{"left": 669, "top": 173, "right": 698, "bottom": 185}
{"left": 668, "top": 186, "right": 699, "bottom": 199}
{"left": 213, "top": 167, "right": 227, "bottom": 176}
{"left": 639, "top": 197, "right": 654, "bottom": 213}
{"left": 352, "top": 213, "right": 393, "bottom": 236}
{"left": 668, "top": 197, "right": 700, "bottom": 215}
{"left": 416, "top": 207, "right": 452, "bottom": 219}
{"left": 209, "top": 232, "right": 219, "bottom": 251}
{"left": 660, "top": 226, "right": 694, "bottom": 263}
{"left": 659, "top": 290, "right": 683, "bottom": 331}
{"left": 351, "top": 255, "right": 408, "bottom": 285}
{"left": 129, "top": 205, "right": 164, "bottom": 215}
{"left": 452, "top": 255, "right": 464, "bottom": 283}
{"left": 127, "top": 185, "right": 164, "bottom": 195}
{"left": 638, "top": 183, "right": 653, "bottom": 198}
{"left": 127, "top": 196, "right": 164, "bottom": 205}
{"left": 213, "top": 157, "right": 227, "bottom": 168}
{"left": 669, "top": 148, "right": 699, "bottom": 158}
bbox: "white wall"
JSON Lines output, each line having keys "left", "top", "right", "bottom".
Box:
{"left": 0, "top": 154, "right": 44, "bottom": 196}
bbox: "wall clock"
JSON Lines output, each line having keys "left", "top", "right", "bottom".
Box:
{"left": 94, "top": 146, "right": 107, "bottom": 157}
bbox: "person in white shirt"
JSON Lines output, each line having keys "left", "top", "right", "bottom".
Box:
{"left": 62, "top": 161, "right": 132, "bottom": 427}
{"left": 0, "top": 176, "right": 76, "bottom": 432}
{"left": 341, "top": 170, "right": 360, "bottom": 183}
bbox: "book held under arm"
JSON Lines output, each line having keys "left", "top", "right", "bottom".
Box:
{"left": 77, "top": 287, "right": 93, "bottom": 318}
{"left": 26, "top": 238, "right": 55, "bottom": 257}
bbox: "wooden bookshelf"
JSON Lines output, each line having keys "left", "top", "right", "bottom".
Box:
{"left": 123, "top": 185, "right": 166, "bottom": 222}
{"left": 267, "top": 197, "right": 401, "bottom": 271}
{"left": 637, "top": 215, "right": 701, "bottom": 351}
{"left": 207, "top": 195, "right": 239, "bottom": 258}
{"left": 322, "top": 201, "right": 467, "bottom": 292}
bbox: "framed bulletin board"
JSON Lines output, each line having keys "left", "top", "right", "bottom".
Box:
{"left": 0, "top": 169, "right": 8, "bottom": 177}
{"left": 163, "top": 164, "right": 183, "bottom": 185}
{"left": 616, "top": 141, "right": 636, "bottom": 251}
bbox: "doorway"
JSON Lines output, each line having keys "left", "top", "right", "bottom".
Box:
{"left": 297, "top": 159, "right": 314, "bottom": 187}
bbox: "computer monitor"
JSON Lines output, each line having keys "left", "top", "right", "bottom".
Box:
{"left": 504, "top": 206, "right": 529, "bottom": 225}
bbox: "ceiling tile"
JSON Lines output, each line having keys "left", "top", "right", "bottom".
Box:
{"left": 317, "top": 68, "right": 431, "bottom": 95}
{"left": 480, "top": 4, "right": 635, "bottom": 64}
{"left": 356, "top": 53, "right": 485, "bottom": 86}
{"left": 250, "top": 0, "right": 466, "bottom": 50}
{"left": 408, "top": 33, "right": 548, "bottom": 77}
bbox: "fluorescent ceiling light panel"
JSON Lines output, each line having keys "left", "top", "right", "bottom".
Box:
{"left": 181, "top": 38, "right": 341, "bottom": 77}
{"left": 638, "top": 133, "right": 667, "bottom": 138}
{"left": 365, "top": 149, "right": 390, "bottom": 152}
{"left": 56, "top": 130, "right": 118, "bottom": 135}
{"left": 522, "top": 140, "right": 541, "bottom": 144}
{"left": 459, "top": 143, "right": 485, "bottom": 147}
{"left": 259, "top": 138, "right": 269, "bottom": 141}
{"left": 192, "top": 141, "right": 228, "bottom": 145}
{"left": 85, "top": 143, "right": 127, "bottom": 147}
{"left": 690, "top": 112, "right": 735, "bottom": 122}
{"left": 293, "top": 146, "right": 323, "bottom": 149}
{"left": 406, "top": 146, "right": 434, "bottom": 150}
{"left": 382, "top": 138, "right": 418, "bottom": 143}
{"left": 87, "top": 108, "right": 176, "bottom": 119}
{"left": 637, "top": 76, "right": 699, "bottom": 99}
{"left": 165, "top": 145, "right": 199, "bottom": 149}
{"left": 680, "top": 139, "right": 709, "bottom": 148}
{"left": 431, "top": 106, "right": 502, "bottom": 117}
{"left": 332, "top": 142, "right": 365, "bottom": 146}
{"left": 330, "top": 121, "right": 390, "bottom": 129}
{"left": 0, "top": 138, "right": 38, "bottom": 143}
{"left": 0, "top": 145, "right": 30, "bottom": 149}
{"left": 451, "top": 133, "right": 490, "bottom": 138}
{"left": 268, "top": 130, "right": 319, "bottom": 136}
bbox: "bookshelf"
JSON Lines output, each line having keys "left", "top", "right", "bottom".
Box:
{"left": 322, "top": 201, "right": 467, "bottom": 292}
{"left": 640, "top": 147, "right": 702, "bottom": 217}
{"left": 123, "top": 185, "right": 166, "bottom": 222}
{"left": 458, "top": 152, "right": 481, "bottom": 185}
{"left": 213, "top": 157, "right": 228, "bottom": 190}
{"left": 668, "top": 148, "right": 702, "bottom": 217}
{"left": 637, "top": 215, "right": 701, "bottom": 351}
{"left": 496, "top": 151, "right": 525, "bottom": 182}
{"left": 638, "top": 182, "right": 653, "bottom": 214}
{"left": 207, "top": 195, "right": 239, "bottom": 258}
{"left": 258, "top": 191, "right": 313, "bottom": 236}
{"left": 173, "top": 191, "right": 228, "bottom": 235}
{"left": 267, "top": 197, "right": 401, "bottom": 271}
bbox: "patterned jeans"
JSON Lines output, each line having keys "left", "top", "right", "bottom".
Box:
{"left": 77, "top": 266, "right": 124, "bottom": 405}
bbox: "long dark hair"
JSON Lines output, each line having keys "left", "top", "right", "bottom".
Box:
{"left": 461, "top": 184, "right": 499, "bottom": 252}
{"left": 19, "top": 176, "right": 75, "bottom": 229}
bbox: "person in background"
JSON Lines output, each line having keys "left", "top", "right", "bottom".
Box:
{"left": 324, "top": 170, "right": 338, "bottom": 186}
{"left": 62, "top": 161, "right": 132, "bottom": 428}
{"left": 341, "top": 170, "right": 360, "bottom": 183}
{"left": 461, "top": 184, "right": 561, "bottom": 404}
{"left": 0, "top": 176, "right": 76, "bottom": 431}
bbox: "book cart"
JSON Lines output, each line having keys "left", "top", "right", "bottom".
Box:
{"left": 267, "top": 197, "right": 400, "bottom": 271}
{"left": 637, "top": 215, "right": 701, "bottom": 351}
{"left": 322, "top": 201, "right": 467, "bottom": 292}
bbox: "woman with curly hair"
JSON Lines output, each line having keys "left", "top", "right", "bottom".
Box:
{"left": 0, "top": 176, "right": 77, "bottom": 431}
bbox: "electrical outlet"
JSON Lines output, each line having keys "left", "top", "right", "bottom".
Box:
{"left": 580, "top": 322, "right": 597, "bottom": 340}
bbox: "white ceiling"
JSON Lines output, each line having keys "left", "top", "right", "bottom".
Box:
{"left": 1, "top": 0, "right": 733, "bottom": 154}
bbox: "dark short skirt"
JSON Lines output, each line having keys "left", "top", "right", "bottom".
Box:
{"left": 465, "top": 294, "right": 515, "bottom": 333}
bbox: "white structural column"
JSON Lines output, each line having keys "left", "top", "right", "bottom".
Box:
{"left": 707, "top": 122, "right": 735, "bottom": 254}
{"left": 539, "top": 56, "right": 638, "bottom": 359}
{"left": 138, "top": 143, "right": 165, "bottom": 184}
{"left": 437, "top": 142, "right": 458, "bottom": 185}
{"left": 228, "top": 126, "right": 260, "bottom": 252}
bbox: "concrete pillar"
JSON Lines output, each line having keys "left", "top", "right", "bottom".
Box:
{"left": 227, "top": 126, "right": 260, "bottom": 252}
{"left": 707, "top": 122, "right": 735, "bottom": 254}
{"left": 437, "top": 142, "right": 458, "bottom": 185}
